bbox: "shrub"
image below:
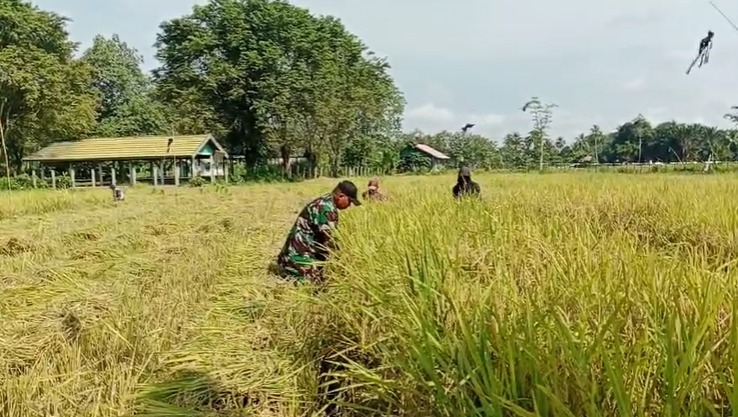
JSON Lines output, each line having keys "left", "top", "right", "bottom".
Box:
{"left": 189, "top": 176, "right": 207, "bottom": 187}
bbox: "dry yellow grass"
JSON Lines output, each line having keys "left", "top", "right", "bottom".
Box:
{"left": 2, "top": 173, "right": 738, "bottom": 416}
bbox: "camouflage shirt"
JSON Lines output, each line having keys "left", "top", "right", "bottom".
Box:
{"left": 276, "top": 194, "right": 339, "bottom": 281}
{"left": 362, "top": 189, "right": 386, "bottom": 201}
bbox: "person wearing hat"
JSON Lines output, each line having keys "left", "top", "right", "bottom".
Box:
{"left": 276, "top": 180, "right": 361, "bottom": 283}
{"left": 362, "top": 177, "right": 386, "bottom": 201}
{"left": 453, "top": 166, "right": 480, "bottom": 198}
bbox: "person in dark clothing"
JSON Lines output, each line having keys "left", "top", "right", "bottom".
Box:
{"left": 453, "top": 166, "right": 480, "bottom": 198}
{"left": 699, "top": 30, "right": 714, "bottom": 56}
{"left": 687, "top": 30, "right": 714, "bottom": 74}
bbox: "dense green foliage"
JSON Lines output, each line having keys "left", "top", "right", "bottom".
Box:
{"left": 413, "top": 116, "right": 738, "bottom": 171}
{"left": 152, "top": 0, "right": 404, "bottom": 176}
{"left": 81, "top": 34, "right": 168, "bottom": 137}
{"left": 0, "top": 0, "right": 96, "bottom": 174}
{"left": 3, "top": 0, "right": 738, "bottom": 177}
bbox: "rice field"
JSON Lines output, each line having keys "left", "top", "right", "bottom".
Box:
{"left": 2, "top": 173, "right": 738, "bottom": 416}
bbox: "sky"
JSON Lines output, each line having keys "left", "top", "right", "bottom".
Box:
{"left": 31, "top": 0, "right": 738, "bottom": 141}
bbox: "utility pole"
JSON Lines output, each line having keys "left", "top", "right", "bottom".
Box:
{"left": 0, "top": 121, "right": 8, "bottom": 186}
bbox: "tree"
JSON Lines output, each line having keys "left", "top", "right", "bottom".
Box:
{"left": 155, "top": 0, "right": 292, "bottom": 163}
{"left": 551, "top": 136, "right": 567, "bottom": 164}
{"left": 500, "top": 132, "right": 527, "bottom": 168}
{"left": 310, "top": 16, "right": 404, "bottom": 176}
{"left": 608, "top": 115, "right": 652, "bottom": 163}
{"left": 701, "top": 126, "right": 730, "bottom": 161}
{"left": 407, "top": 110, "right": 738, "bottom": 169}
{"left": 522, "top": 96, "right": 557, "bottom": 171}
{"left": 570, "top": 134, "right": 590, "bottom": 162}
{"left": 673, "top": 123, "right": 701, "bottom": 162}
{"left": 724, "top": 106, "right": 738, "bottom": 125}
{"left": 426, "top": 130, "right": 499, "bottom": 169}
{"left": 153, "top": 0, "right": 403, "bottom": 175}
{"left": 81, "top": 34, "right": 167, "bottom": 137}
{"left": 585, "top": 125, "right": 607, "bottom": 163}
{"left": 0, "top": 0, "right": 96, "bottom": 175}
{"left": 650, "top": 121, "right": 680, "bottom": 162}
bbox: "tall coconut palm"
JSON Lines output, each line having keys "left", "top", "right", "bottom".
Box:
{"left": 673, "top": 123, "right": 702, "bottom": 162}
{"left": 702, "top": 126, "right": 730, "bottom": 161}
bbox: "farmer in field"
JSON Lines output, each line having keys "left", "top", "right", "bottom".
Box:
{"left": 453, "top": 166, "right": 480, "bottom": 198}
{"left": 109, "top": 183, "right": 125, "bottom": 201}
{"left": 362, "top": 177, "right": 386, "bottom": 201}
{"left": 276, "top": 180, "right": 361, "bottom": 283}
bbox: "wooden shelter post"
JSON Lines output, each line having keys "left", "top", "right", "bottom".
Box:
{"left": 210, "top": 154, "right": 215, "bottom": 183}
{"left": 174, "top": 159, "right": 180, "bottom": 186}
{"left": 129, "top": 163, "right": 136, "bottom": 186}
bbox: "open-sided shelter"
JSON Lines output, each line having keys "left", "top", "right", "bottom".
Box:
{"left": 23, "top": 134, "right": 228, "bottom": 187}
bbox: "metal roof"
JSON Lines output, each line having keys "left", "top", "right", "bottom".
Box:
{"left": 23, "top": 134, "right": 227, "bottom": 162}
{"left": 414, "top": 143, "right": 450, "bottom": 159}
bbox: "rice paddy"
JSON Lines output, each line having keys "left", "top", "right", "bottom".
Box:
{"left": 2, "top": 173, "right": 738, "bottom": 416}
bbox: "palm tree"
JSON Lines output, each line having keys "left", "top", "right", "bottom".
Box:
{"left": 673, "top": 124, "right": 701, "bottom": 162}
{"left": 702, "top": 126, "right": 729, "bottom": 161}
{"left": 724, "top": 106, "right": 738, "bottom": 124}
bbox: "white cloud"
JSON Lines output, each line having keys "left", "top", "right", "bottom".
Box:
{"left": 642, "top": 107, "right": 667, "bottom": 123}
{"left": 622, "top": 77, "right": 647, "bottom": 92}
{"left": 405, "top": 103, "right": 454, "bottom": 123}
{"left": 404, "top": 103, "right": 510, "bottom": 138}
{"left": 474, "top": 113, "right": 505, "bottom": 125}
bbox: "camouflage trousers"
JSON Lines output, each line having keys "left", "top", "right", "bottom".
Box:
{"left": 276, "top": 252, "right": 324, "bottom": 284}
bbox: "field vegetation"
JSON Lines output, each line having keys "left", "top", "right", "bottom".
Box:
{"left": 2, "top": 173, "right": 738, "bottom": 416}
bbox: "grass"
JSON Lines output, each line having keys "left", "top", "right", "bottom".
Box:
{"left": 2, "top": 172, "right": 738, "bottom": 416}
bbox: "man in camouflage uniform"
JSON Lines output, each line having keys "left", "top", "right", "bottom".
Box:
{"left": 362, "top": 177, "right": 387, "bottom": 201}
{"left": 276, "top": 180, "right": 361, "bottom": 283}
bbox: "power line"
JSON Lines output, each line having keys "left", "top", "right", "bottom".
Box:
{"left": 709, "top": 1, "right": 738, "bottom": 34}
